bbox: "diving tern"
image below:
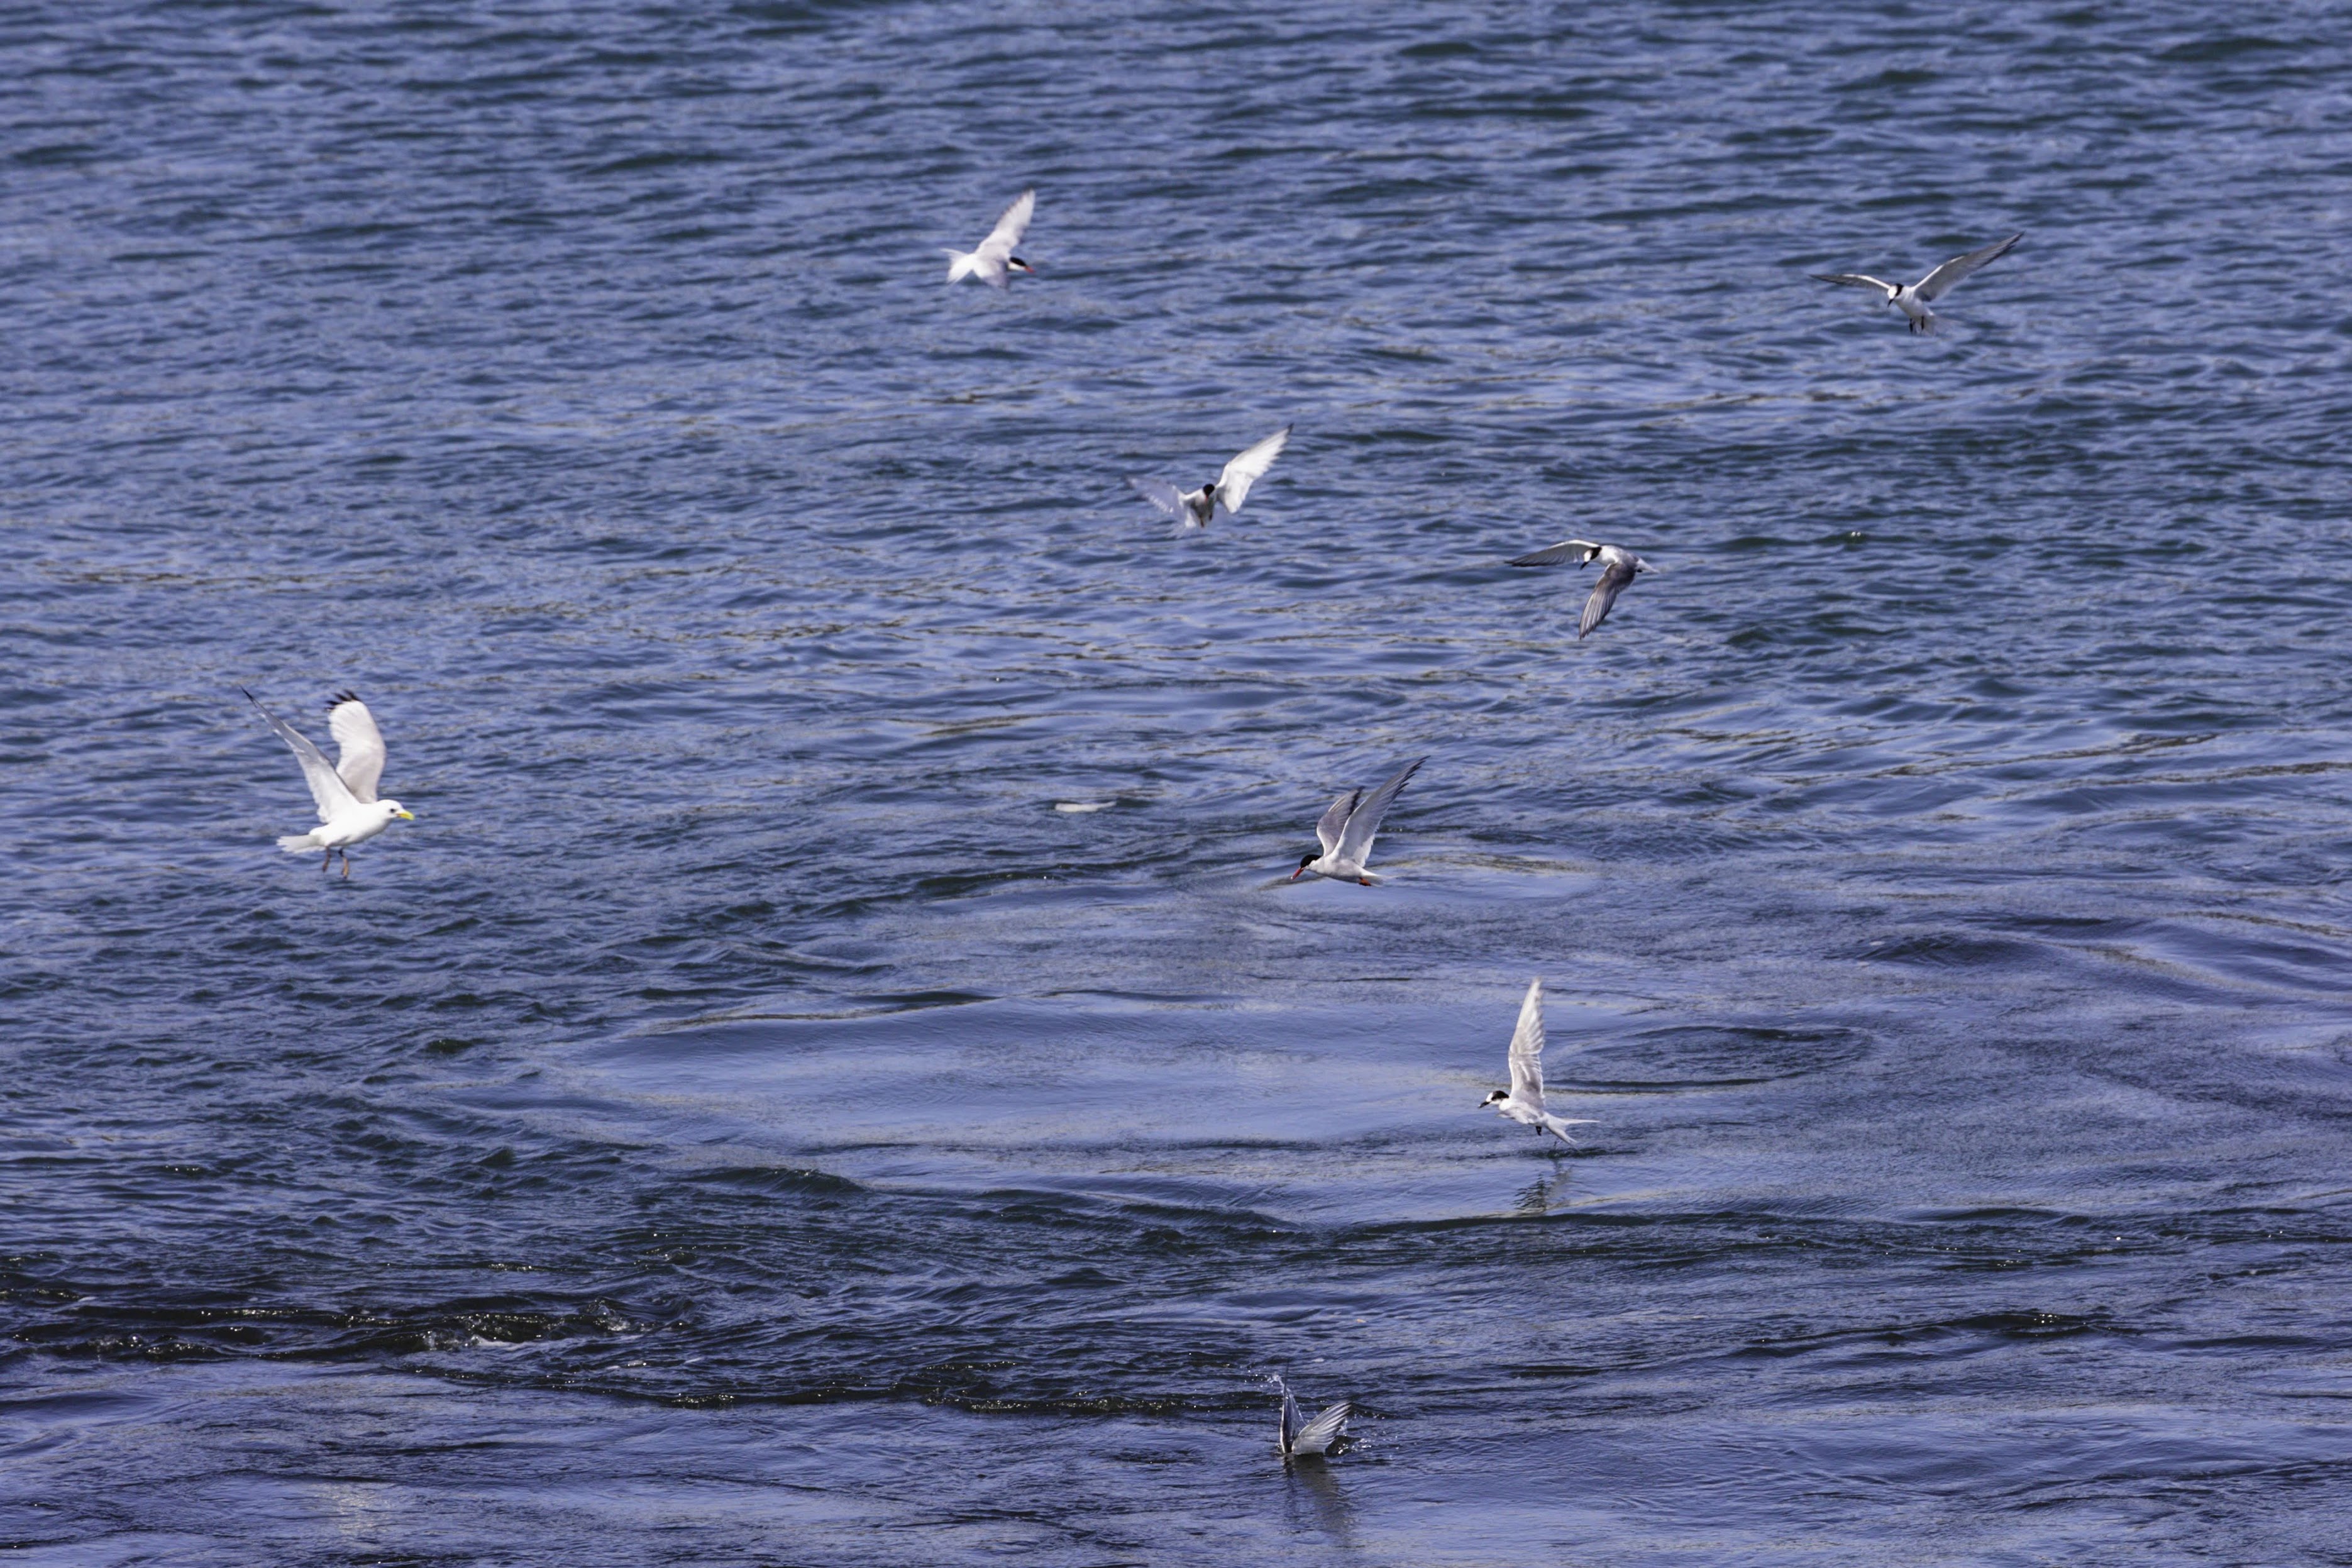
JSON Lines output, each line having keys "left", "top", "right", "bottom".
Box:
{"left": 944, "top": 189, "right": 1035, "bottom": 289}
{"left": 1291, "top": 756, "right": 1423, "bottom": 885}
{"left": 1276, "top": 1375, "right": 1350, "bottom": 1461}
{"left": 1508, "top": 539, "right": 1654, "bottom": 639}
{"left": 1129, "top": 426, "right": 1291, "bottom": 530}
{"left": 245, "top": 689, "right": 414, "bottom": 878}
{"left": 1482, "top": 978, "right": 1595, "bottom": 1145}
{"left": 1813, "top": 232, "right": 2022, "bottom": 334}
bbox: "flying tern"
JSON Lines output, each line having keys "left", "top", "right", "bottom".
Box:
{"left": 1129, "top": 426, "right": 1291, "bottom": 530}
{"left": 1508, "top": 539, "right": 1654, "bottom": 639}
{"left": 1291, "top": 756, "right": 1423, "bottom": 885}
{"left": 1813, "top": 232, "right": 2022, "bottom": 334}
{"left": 1481, "top": 978, "right": 1595, "bottom": 1145}
{"left": 246, "top": 688, "right": 414, "bottom": 878}
{"left": 1276, "top": 1376, "right": 1350, "bottom": 1461}
{"left": 944, "top": 189, "right": 1036, "bottom": 289}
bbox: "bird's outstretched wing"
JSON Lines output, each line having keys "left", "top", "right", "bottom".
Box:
{"left": 981, "top": 189, "right": 1035, "bottom": 259}
{"left": 1213, "top": 425, "right": 1290, "bottom": 516}
{"left": 1579, "top": 557, "right": 1638, "bottom": 639}
{"left": 1314, "top": 788, "right": 1361, "bottom": 856}
{"left": 1811, "top": 272, "right": 1896, "bottom": 292}
{"left": 1291, "top": 1401, "right": 1350, "bottom": 1457}
{"left": 327, "top": 692, "right": 385, "bottom": 803}
{"left": 246, "top": 689, "right": 360, "bottom": 824}
{"left": 1914, "top": 233, "right": 2020, "bottom": 302}
{"left": 1510, "top": 538, "right": 1599, "bottom": 568}
{"left": 1336, "top": 756, "right": 1423, "bottom": 866}
{"left": 1507, "top": 977, "right": 1547, "bottom": 1104}
{"left": 1128, "top": 476, "right": 1193, "bottom": 525}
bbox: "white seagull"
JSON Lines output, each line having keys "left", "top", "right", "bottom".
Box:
{"left": 1481, "top": 978, "right": 1595, "bottom": 1145}
{"left": 1129, "top": 426, "right": 1291, "bottom": 530}
{"left": 1276, "top": 1376, "right": 1350, "bottom": 1462}
{"left": 944, "top": 189, "right": 1036, "bottom": 289}
{"left": 245, "top": 689, "right": 414, "bottom": 878}
{"left": 1290, "top": 756, "right": 1423, "bottom": 885}
{"left": 1508, "top": 539, "right": 1654, "bottom": 639}
{"left": 1813, "top": 232, "right": 2022, "bottom": 334}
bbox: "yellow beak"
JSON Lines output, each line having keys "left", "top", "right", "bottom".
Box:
{"left": 395, "top": 809, "right": 416, "bottom": 820}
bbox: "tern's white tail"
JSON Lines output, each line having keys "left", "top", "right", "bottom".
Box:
{"left": 277, "top": 831, "right": 324, "bottom": 853}
{"left": 943, "top": 248, "right": 978, "bottom": 284}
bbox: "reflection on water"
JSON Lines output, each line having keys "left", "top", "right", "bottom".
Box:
{"left": 1284, "top": 1456, "right": 1356, "bottom": 1547}
{"left": 1513, "top": 1172, "right": 1571, "bottom": 1218}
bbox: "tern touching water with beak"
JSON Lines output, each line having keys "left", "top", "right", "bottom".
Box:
{"left": 1508, "top": 538, "right": 1655, "bottom": 639}
{"left": 245, "top": 689, "right": 414, "bottom": 878}
{"left": 1813, "top": 232, "right": 2022, "bottom": 334}
{"left": 1482, "top": 978, "right": 1594, "bottom": 1145}
{"left": 1290, "top": 756, "right": 1423, "bottom": 885}
{"left": 944, "top": 189, "right": 1036, "bottom": 289}
{"left": 1129, "top": 426, "right": 1291, "bottom": 530}
{"left": 1275, "top": 1375, "right": 1350, "bottom": 1462}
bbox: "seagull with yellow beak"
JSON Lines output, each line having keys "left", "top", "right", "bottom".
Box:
{"left": 244, "top": 688, "right": 414, "bottom": 878}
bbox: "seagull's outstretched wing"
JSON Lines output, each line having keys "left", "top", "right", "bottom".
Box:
{"left": 981, "top": 189, "right": 1035, "bottom": 260}
{"left": 1914, "top": 233, "right": 2020, "bottom": 302}
{"left": 1314, "top": 788, "right": 1361, "bottom": 856}
{"left": 1128, "top": 476, "right": 1193, "bottom": 525}
{"left": 1213, "top": 425, "right": 1290, "bottom": 516}
{"left": 1580, "top": 556, "right": 1638, "bottom": 639}
{"left": 1336, "top": 756, "right": 1423, "bottom": 867}
{"left": 327, "top": 692, "right": 385, "bottom": 803}
{"left": 1290, "top": 1401, "right": 1350, "bottom": 1457}
{"left": 246, "top": 689, "right": 360, "bottom": 824}
{"left": 1811, "top": 272, "right": 1896, "bottom": 292}
{"left": 1507, "top": 977, "right": 1547, "bottom": 1104}
{"left": 1510, "top": 538, "right": 1599, "bottom": 568}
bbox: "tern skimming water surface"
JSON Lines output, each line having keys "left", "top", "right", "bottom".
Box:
{"left": 1129, "top": 426, "right": 1291, "bottom": 530}
{"left": 1508, "top": 539, "right": 1655, "bottom": 639}
{"left": 245, "top": 689, "right": 414, "bottom": 878}
{"left": 1813, "top": 232, "right": 2022, "bottom": 333}
{"left": 1481, "top": 978, "right": 1595, "bottom": 1145}
{"left": 1275, "top": 1376, "right": 1350, "bottom": 1461}
{"left": 1290, "top": 756, "right": 1423, "bottom": 885}
{"left": 943, "top": 189, "right": 1035, "bottom": 289}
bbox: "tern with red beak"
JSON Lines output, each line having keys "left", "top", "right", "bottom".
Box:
{"left": 1813, "top": 232, "right": 2021, "bottom": 334}
{"left": 1508, "top": 539, "right": 1654, "bottom": 639}
{"left": 944, "top": 189, "right": 1036, "bottom": 289}
{"left": 1129, "top": 425, "right": 1291, "bottom": 531}
{"left": 1290, "top": 757, "right": 1423, "bottom": 886}
{"left": 1481, "top": 978, "right": 1594, "bottom": 1145}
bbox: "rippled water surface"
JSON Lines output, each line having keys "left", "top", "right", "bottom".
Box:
{"left": 7, "top": 2, "right": 2352, "bottom": 1563}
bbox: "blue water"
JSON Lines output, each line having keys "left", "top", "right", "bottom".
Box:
{"left": 6, "top": 3, "right": 2352, "bottom": 1563}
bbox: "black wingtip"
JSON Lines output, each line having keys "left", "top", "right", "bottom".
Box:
{"left": 328, "top": 690, "right": 361, "bottom": 709}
